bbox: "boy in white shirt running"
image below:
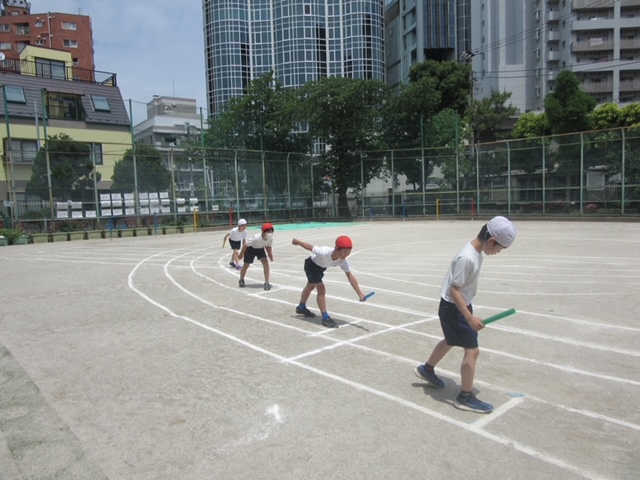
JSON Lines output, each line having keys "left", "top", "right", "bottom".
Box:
{"left": 292, "top": 235, "right": 366, "bottom": 328}
{"left": 414, "top": 216, "right": 517, "bottom": 414}
{"left": 223, "top": 218, "right": 248, "bottom": 269}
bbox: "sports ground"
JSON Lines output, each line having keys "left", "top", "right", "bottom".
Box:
{"left": 0, "top": 219, "right": 638, "bottom": 479}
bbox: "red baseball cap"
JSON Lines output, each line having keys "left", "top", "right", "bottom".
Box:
{"left": 262, "top": 222, "right": 274, "bottom": 232}
{"left": 335, "top": 235, "right": 353, "bottom": 249}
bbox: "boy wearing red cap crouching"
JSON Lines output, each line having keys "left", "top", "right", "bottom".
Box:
{"left": 292, "top": 235, "right": 366, "bottom": 328}
{"left": 239, "top": 223, "right": 274, "bottom": 290}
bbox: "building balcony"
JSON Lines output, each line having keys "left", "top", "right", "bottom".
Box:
{"left": 547, "top": 50, "right": 560, "bottom": 61}
{"left": 546, "top": 30, "right": 560, "bottom": 42}
{"left": 581, "top": 81, "right": 613, "bottom": 93}
{"left": 621, "top": 0, "right": 640, "bottom": 7}
{"left": 620, "top": 79, "right": 640, "bottom": 92}
{"left": 620, "top": 38, "right": 640, "bottom": 49}
{"left": 573, "top": 0, "right": 615, "bottom": 9}
{"left": 548, "top": 10, "right": 560, "bottom": 21}
{"left": 0, "top": 57, "right": 117, "bottom": 86}
{"left": 571, "top": 39, "right": 614, "bottom": 52}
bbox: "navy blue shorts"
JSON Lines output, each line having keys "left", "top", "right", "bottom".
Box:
{"left": 304, "top": 257, "right": 326, "bottom": 284}
{"left": 243, "top": 246, "right": 266, "bottom": 264}
{"left": 229, "top": 239, "right": 241, "bottom": 250}
{"left": 438, "top": 298, "right": 478, "bottom": 349}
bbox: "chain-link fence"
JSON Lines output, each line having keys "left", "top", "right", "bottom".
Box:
{"left": 2, "top": 126, "right": 639, "bottom": 233}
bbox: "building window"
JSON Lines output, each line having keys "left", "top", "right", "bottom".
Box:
{"left": 15, "top": 23, "right": 29, "bottom": 35}
{"left": 8, "top": 139, "right": 38, "bottom": 164}
{"left": 91, "top": 95, "right": 111, "bottom": 112}
{"left": 0, "top": 25, "right": 10, "bottom": 32}
{"left": 88, "top": 143, "right": 103, "bottom": 165}
{"left": 36, "top": 58, "right": 66, "bottom": 79}
{"left": 4, "top": 85, "right": 26, "bottom": 103}
{"left": 61, "top": 22, "right": 77, "bottom": 30}
{"left": 36, "top": 38, "right": 47, "bottom": 46}
{"left": 45, "top": 92, "right": 84, "bottom": 121}
{"left": 0, "top": 42, "right": 11, "bottom": 50}
{"left": 35, "top": 20, "right": 45, "bottom": 27}
{"left": 63, "top": 39, "right": 79, "bottom": 48}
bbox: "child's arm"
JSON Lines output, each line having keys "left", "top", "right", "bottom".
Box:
{"left": 292, "top": 238, "right": 314, "bottom": 252}
{"left": 265, "top": 245, "right": 273, "bottom": 261}
{"left": 450, "top": 285, "right": 484, "bottom": 331}
{"left": 345, "top": 272, "right": 365, "bottom": 301}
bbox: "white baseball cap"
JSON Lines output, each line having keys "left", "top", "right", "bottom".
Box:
{"left": 487, "top": 216, "right": 517, "bottom": 247}
{"left": 238, "top": 218, "right": 247, "bottom": 226}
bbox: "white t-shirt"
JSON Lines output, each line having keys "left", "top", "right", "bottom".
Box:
{"left": 440, "top": 241, "right": 483, "bottom": 305}
{"left": 228, "top": 227, "right": 247, "bottom": 242}
{"left": 310, "top": 246, "right": 351, "bottom": 272}
{"left": 246, "top": 232, "right": 273, "bottom": 249}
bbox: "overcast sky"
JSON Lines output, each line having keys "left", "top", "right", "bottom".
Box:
{"left": 34, "top": 0, "right": 208, "bottom": 120}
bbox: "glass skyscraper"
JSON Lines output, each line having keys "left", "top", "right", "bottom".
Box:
{"left": 203, "top": 0, "right": 385, "bottom": 115}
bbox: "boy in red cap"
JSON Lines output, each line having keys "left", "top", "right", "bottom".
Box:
{"left": 238, "top": 223, "right": 274, "bottom": 290}
{"left": 292, "top": 235, "right": 366, "bottom": 328}
{"left": 414, "top": 216, "right": 517, "bottom": 414}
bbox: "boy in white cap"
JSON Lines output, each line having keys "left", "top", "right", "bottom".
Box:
{"left": 223, "top": 219, "right": 248, "bottom": 270}
{"left": 292, "top": 235, "right": 366, "bottom": 328}
{"left": 414, "top": 216, "right": 517, "bottom": 414}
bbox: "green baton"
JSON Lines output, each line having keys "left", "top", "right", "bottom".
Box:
{"left": 482, "top": 308, "right": 516, "bottom": 325}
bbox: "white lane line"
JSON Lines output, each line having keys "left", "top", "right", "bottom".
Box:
{"left": 127, "top": 277, "right": 606, "bottom": 480}
{"left": 470, "top": 396, "right": 525, "bottom": 430}
{"left": 283, "top": 318, "right": 429, "bottom": 362}
{"left": 493, "top": 325, "right": 640, "bottom": 357}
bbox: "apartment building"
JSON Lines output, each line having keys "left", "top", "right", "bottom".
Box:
{"left": 385, "top": 0, "right": 458, "bottom": 89}
{"left": 471, "top": 0, "right": 640, "bottom": 113}
{"left": 0, "top": 0, "right": 95, "bottom": 79}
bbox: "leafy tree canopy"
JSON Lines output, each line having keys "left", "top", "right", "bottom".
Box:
{"left": 511, "top": 111, "right": 551, "bottom": 139}
{"left": 25, "top": 133, "right": 97, "bottom": 202}
{"left": 470, "top": 90, "right": 517, "bottom": 143}
{"left": 111, "top": 144, "right": 171, "bottom": 193}
{"left": 544, "top": 70, "right": 597, "bottom": 134}
{"left": 299, "top": 76, "right": 389, "bottom": 216}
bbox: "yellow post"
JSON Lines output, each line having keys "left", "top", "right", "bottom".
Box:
{"left": 436, "top": 199, "right": 440, "bottom": 219}
{"left": 193, "top": 207, "right": 198, "bottom": 233}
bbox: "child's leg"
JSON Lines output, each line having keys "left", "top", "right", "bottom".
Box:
{"left": 426, "top": 339, "right": 453, "bottom": 367}
{"left": 260, "top": 257, "right": 270, "bottom": 283}
{"left": 460, "top": 347, "right": 480, "bottom": 392}
{"left": 232, "top": 248, "right": 240, "bottom": 265}
{"left": 299, "top": 282, "right": 316, "bottom": 304}
{"left": 239, "top": 262, "right": 250, "bottom": 280}
{"left": 315, "top": 282, "right": 328, "bottom": 314}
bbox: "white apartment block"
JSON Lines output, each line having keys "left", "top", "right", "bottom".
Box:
{"left": 471, "top": 0, "right": 640, "bottom": 113}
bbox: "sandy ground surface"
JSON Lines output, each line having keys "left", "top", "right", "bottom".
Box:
{"left": 0, "top": 220, "right": 638, "bottom": 479}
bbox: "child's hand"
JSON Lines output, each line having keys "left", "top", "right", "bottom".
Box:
{"left": 292, "top": 238, "right": 298, "bottom": 246}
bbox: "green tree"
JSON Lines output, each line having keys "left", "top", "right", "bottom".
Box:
{"left": 300, "top": 76, "right": 389, "bottom": 217}
{"left": 544, "top": 70, "right": 597, "bottom": 135}
{"left": 26, "top": 134, "right": 97, "bottom": 202}
{"left": 111, "top": 145, "right": 171, "bottom": 193}
{"left": 470, "top": 90, "right": 517, "bottom": 143}
{"left": 590, "top": 103, "right": 623, "bottom": 130}
{"left": 511, "top": 112, "right": 551, "bottom": 139}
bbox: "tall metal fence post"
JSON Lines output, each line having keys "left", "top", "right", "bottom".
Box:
{"left": 233, "top": 150, "right": 240, "bottom": 221}
{"left": 580, "top": 133, "right": 584, "bottom": 216}
{"left": 475, "top": 144, "right": 480, "bottom": 217}
{"left": 200, "top": 107, "right": 209, "bottom": 214}
{"left": 621, "top": 128, "right": 626, "bottom": 216}
{"left": 128, "top": 99, "right": 139, "bottom": 226}
{"left": 542, "top": 137, "right": 547, "bottom": 216}
{"left": 286, "top": 152, "right": 291, "bottom": 221}
{"left": 507, "top": 140, "right": 512, "bottom": 216}
{"left": 390, "top": 150, "right": 395, "bottom": 218}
